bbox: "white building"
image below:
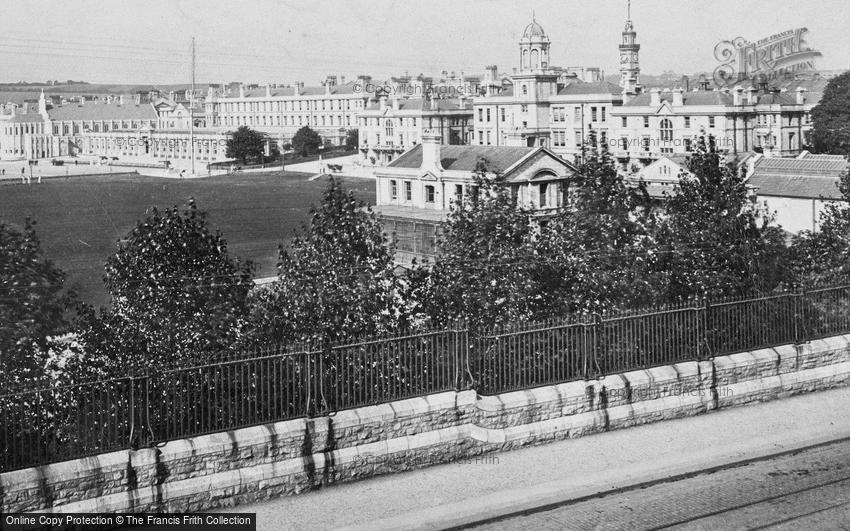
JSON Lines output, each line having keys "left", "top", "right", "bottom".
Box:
{"left": 374, "top": 131, "right": 575, "bottom": 263}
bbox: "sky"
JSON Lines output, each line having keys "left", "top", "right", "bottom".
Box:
{"left": 1, "top": 0, "right": 847, "bottom": 85}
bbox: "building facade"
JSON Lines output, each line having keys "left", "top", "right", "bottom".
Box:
{"left": 357, "top": 96, "right": 473, "bottom": 165}
{"left": 374, "top": 131, "right": 576, "bottom": 263}
{"left": 472, "top": 18, "right": 627, "bottom": 164}
{"left": 203, "top": 78, "right": 370, "bottom": 147}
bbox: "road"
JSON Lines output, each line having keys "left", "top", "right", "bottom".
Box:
{"left": 468, "top": 440, "right": 850, "bottom": 530}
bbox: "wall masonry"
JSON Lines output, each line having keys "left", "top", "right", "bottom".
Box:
{"left": 3, "top": 335, "right": 849, "bottom": 513}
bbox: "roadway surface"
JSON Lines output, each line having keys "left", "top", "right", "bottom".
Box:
{"left": 469, "top": 440, "right": 850, "bottom": 530}
{"left": 219, "top": 386, "right": 850, "bottom": 531}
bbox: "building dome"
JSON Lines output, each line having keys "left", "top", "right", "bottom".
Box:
{"left": 522, "top": 20, "right": 546, "bottom": 39}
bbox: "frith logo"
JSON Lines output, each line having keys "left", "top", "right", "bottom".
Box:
{"left": 713, "top": 28, "right": 822, "bottom": 87}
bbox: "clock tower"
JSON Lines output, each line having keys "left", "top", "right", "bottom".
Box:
{"left": 619, "top": 0, "right": 641, "bottom": 94}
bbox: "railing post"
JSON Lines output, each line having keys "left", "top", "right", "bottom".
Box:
{"left": 701, "top": 296, "right": 711, "bottom": 360}
{"left": 592, "top": 313, "right": 602, "bottom": 378}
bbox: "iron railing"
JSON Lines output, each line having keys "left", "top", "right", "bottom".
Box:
{"left": 3, "top": 285, "right": 850, "bottom": 472}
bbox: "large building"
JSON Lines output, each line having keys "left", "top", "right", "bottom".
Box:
{"left": 373, "top": 132, "right": 575, "bottom": 263}
{"left": 471, "top": 17, "right": 628, "bottom": 163}
{"left": 0, "top": 91, "right": 228, "bottom": 167}
{"left": 357, "top": 96, "right": 473, "bottom": 166}
{"left": 609, "top": 78, "right": 824, "bottom": 168}
{"left": 203, "top": 77, "right": 370, "bottom": 147}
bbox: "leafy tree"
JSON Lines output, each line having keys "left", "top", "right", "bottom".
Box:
{"left": 345, "top": 129, "right": 359, "bottom": 151}
{"left": 648, "top": 136, "right": 787, "bottom": 301}
{"left": 72, "top": 200, "right": 254, "bottom": 377}
{"left": 413, "top": 159, "right": 548, "bottom": 329}
{"left": 540, "top": 145, "right": 657, "bottom": 314}
{"left": 811, "top": 71, "right": 850, "bottom": 156}
{"left": 787, "top": 167, "right": 850, "bottom": 286}
{"left": 0, "top": 220, "right": 75, "bottom": 384}
{"left": 291, "top": 126, "right": 322, "bottom": 157}
{"left": 226, "top": 126, "right": 267, "bottom": 164}
{"left": 247, "top": 178, "right": 405, "bottom": 345}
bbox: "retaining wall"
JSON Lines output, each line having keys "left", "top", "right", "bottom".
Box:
{"left": 3, "top": 335, "right": 849, "bottom": 513}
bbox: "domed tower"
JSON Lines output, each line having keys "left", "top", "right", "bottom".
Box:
{"left": 519, "top": 14, "right": 550, "bottom": 73}
{"left": 619, "top": 0, "right": 641, "bottom": 93}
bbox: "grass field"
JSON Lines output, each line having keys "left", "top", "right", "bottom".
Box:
{"left": 0, "top": 171, "right": 375, "bottom": 307}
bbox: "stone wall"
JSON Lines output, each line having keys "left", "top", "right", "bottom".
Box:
{"left": 3, "top": 335, "right": 849, "bottom": 513}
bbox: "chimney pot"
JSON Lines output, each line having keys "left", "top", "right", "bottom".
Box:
{"left": 420, "top": 130, "right": 443, "bottom": 171}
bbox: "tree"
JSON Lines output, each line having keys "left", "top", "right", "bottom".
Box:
{"left": 0, "top": 220, "right": 75, "bottom": 384}
{"left": 247, "top": 178, "right": 405, "bottom": 345}
{"left": 412, "top": 159, "right": 549, "bottom": 329}
{"left": 540, "top": 145, "right": 657, "bottom": 314}
{"left": 345, "top": 129, "right": 359, "bottom": 151}
{"left": 648, "top": 136, "right": 787, "bottom": 302}
{"left": 811, "top": 71, "right": 850, "bottom": 156}
{"left": 787, "top": 168, "right": 850, "bottom": 286}
{"left": 226, "top": 126, "right": 267, "bottom": 164}
{"left": 72, "top": 200, "right": 254, "bottom": 377}
{"left": 291, "top": 126, "right": 322, "bottom": 157}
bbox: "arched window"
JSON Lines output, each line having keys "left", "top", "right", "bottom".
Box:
{"left": 531, "top": 49, "right": 539, "bottom": 69}
{"left": 385, "top": 119, "right": 394, "bottom": 138}
{"left": 660, "top": 119, "right": 673, "bottom": 141}
{"left": 522, "top": 49, "right": 529, "bottom": 69}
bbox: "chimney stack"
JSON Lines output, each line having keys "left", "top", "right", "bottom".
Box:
{"left": 796, "top": 87, "right": 807, "bottom": 105}
{"left": 650, "top": 88, "right": 661, "bottom": 107}
{"left": 379, "top": 95, "right": 387, "bottom": 110}
{"left": 733, "top": 86, "right": 743, "bottom": 106}
{"left": 672, "top": 88, "right": 684, "bottom": 106}
{"left": 420, "top": 130, "right": 443, "bottom": 172}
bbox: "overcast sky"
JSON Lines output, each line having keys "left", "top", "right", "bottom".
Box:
{"left": 2, "top": 0, "right": 847, "bottom": 85}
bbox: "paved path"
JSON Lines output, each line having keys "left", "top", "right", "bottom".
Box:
{"left": 472, "top": 439, "right": 850, "bottom": 530}
{"left": 217, "top": 387, "right": 850, "bottom": 530}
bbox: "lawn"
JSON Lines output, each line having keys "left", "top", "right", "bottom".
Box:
{"left": 0, "top": 171, "right": 375, "bottom": 307}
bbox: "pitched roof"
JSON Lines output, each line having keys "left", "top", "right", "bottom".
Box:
{"left": 365, "top": 98, "right": 472, "bottom": 112}
{"left": 48, "top": 102, "right": 157, "bottom": 121}
{"left": 754, "top": 156, "right": 848, "bottom": 176}
{"left": 237, "top": 81, "right": 363, "bottom": 99}
{"left": 749, "top": 173, "right": 843, "bottom": 200}
{"left": 387, "top": 144, "right": 537, "bottom": 173}
{"left": 557, "top": 81, "right": 623, "bottom": 96}
{"left": 624, "top": 91, "right": 733, "bottom": 107}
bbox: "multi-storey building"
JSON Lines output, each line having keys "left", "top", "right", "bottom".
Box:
{"left": 609, "top": 77, "right": 824, "bottom": 167}
{"left": 357, "top": 96, "right": 473, "bottom": 165}
{"left": 0, "top": 91, "right": 228, "bottom": 167}
{"left": 203, "top": 77, "right": 371, "bottom": 147}
{"left": 472, "top": 17, "right": 627, "bottom": 163}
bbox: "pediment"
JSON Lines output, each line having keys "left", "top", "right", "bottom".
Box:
{"left": 420, "top": 171, "right": 439, "bottom": 181}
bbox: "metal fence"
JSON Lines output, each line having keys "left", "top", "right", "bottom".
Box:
{"left": 3, "top": 285, "right": 850, "bottom": 472}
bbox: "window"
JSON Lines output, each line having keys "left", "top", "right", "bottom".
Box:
{"left": 425, "top": 185, "right": 435, "bottom": 203}
{"left": 643, "top": 116, "right": 650, "bottom": 128}
{"left": 486, "top": 108, "right": 491, "bottom": 122}
{"left": 404, "top": 181, "right": 412, "bottom": 201}
{"left": 539, "top": 183, "right": 548, "bottom": 208}
{"left": 574, "top": 107, "right": 582, "bottom": 122}
{"left": 684, "top": 116, "right": 691, "bottom": 128}
{"left": 620, "top": 136, "right": 629, "bottom": 150}
{"left": 390, "top": 180, "right": 398, "bottom": 200}
{"left": 478, "top": 109, "right": 483, "bottom": 121}
{"left": 385, "top": 119, "right": 394, "bottom": 138}
{"left": 709, "top": 116, "right": 716, "bottom": 128}
{"left": 521, "top": 104, "right": 528, "bottom": 113}
{"left": 575, "top": 130, "right": 582, "bottom": 148}
{"left": 522, "top": 84, "right": 528, "bottom": 95}
{"left": 478, "top": 131, "right": 484, "bottom": 145}
{"left": 684, "top": 138, "right": 693, "bottom": 152}
{"left": 660, "top": 119, "right": 673, "bottom": 142}
{"left": 486, "top": 131, "right": 492, "bottom": 145}
{"left": 500, "top": 108, "right": 505, "bottom": 122}
{"left": 455, "top": 184, "right": 463, "bottom": 204}
{"left": 642, "top": 136, "right": 650, "bottom": 152}
{"left": 601, "top": 107, "right": 606, "bottom": 122}
{"left": 621, "top": 116, "right": 627, "bottom": 127}
{"left": 591, "top": 107, "right": 597, "bottom": 122}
